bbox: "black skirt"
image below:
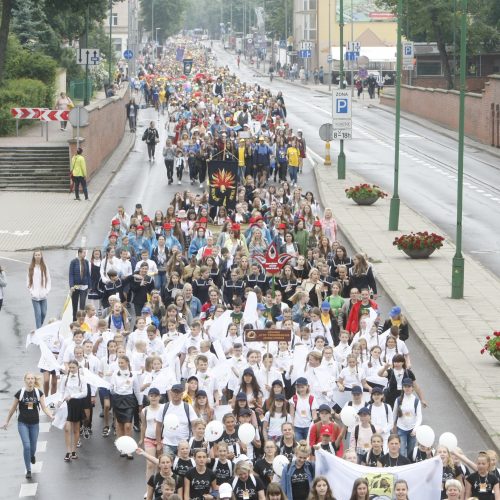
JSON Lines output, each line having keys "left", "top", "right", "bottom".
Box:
{"left": 112, "top": 393, "right": 137, "bottom": 423}
{"left": 67, "top": 398, "right": 85, "bottom": 422}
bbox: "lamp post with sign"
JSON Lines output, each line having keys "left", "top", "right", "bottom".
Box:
{"left": 388, "top": 0, "right": 403, "bottom": 230}
{"left": 337, "top": 0, "right": 346, "bottom": 179}
{"left": 451, "top": 0, "right": 467, "bottom": 299}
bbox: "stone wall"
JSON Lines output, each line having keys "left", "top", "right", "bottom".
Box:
{"left": 68, "top": 87, "right": 129, "bottom": 179}
{"left": 380, "top": 75, "right": 500, "bottom": 147}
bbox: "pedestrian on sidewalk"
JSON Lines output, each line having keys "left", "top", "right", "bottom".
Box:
{"left": 1, "top": 372, "right": 54, "bottom": 479}
{"left": 163, "top": 138, "right": 176, "bottom": 185}
{"left": 70, "top": 148, "right": 89, "bottom": 201}
{"left": 27, "top": 250, "right": 51, "bottom": 329}
{"left": 143, "top": 121, "right": 160, "bottom": 162}
{"left": 56, "top": 92, "right": 73, "bottom": 131}
{"left": 125, "top": 97, "right": 139, "bottom": 132}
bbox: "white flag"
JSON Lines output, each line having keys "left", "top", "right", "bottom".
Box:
{"left": 315, "top": 449, "right": 442, "bottom": 500}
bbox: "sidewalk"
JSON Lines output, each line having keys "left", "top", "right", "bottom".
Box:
{"left": 0, "top": 130, "right": 135, "bottom": 252}
{"left": 313, "top": 162, "right": 500, "bottom": 452}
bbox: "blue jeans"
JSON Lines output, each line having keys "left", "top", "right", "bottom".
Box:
{"left": 294, "top": 426, "right": 309, "bottom": 441}
{"left": 18, "top": 422, "right": 39, "bottom": 471}
{"left": 163, "top": 444, "right": 178, "bottom": 458}
{"left": 154, "top": 272, "right": 166, "bottom": 289}
{"left": 289, "top": 166, "right": 298, "bottom": 183}
{"left": 32, "top": 299, "right": 47, "bottom": 329}
{"left": 398, "top": 428, "right": 416, "bottom": 458}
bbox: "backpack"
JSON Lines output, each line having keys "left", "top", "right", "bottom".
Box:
{"left": 292, "top": 394, "right": 314, "bottom": 416}
{"left": 366, "top": 402, "right": 390, "bottom": 423}
{"left": 396, "top": 396, "right": 419, "bottom": 419}
{"left": 354, "top": 424, "right": 377, "bottom": 447}
{"left": 161, "top": 401, "right": 192, "bottom": 437}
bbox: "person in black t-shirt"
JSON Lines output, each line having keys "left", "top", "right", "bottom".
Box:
{"left": 465, "top": 452, "right": 500, "bottom": 500}
{"left": 1, "top": 373, "right": 54, "bottom": 479}
{"left": 184, "top": 449, "right": 217, "bottom": 500}
{"left": 362, "top": 433, "right": 384, "bottom": 467}
{"left": 379, "top": 434, "right": 411, "bottom": 467}
{"left": 254, "top": 441, "right": 278, "bottom": 485}
{"left": 232, "top": 461, "right": 266, "bottom": 500}
{"left": 208, "top": 441, "right": 233, "bottom": 485}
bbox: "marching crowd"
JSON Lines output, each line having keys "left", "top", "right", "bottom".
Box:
{"left": 2, "top": 37, "right": 499, "bottom": 500}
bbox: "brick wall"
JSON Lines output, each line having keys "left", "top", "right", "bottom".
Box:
{"left": 68, "top": 88, "right": 129, "bottom": 179}
{"left": 381, "top": 75, "right": 500, "bottom": 147}
{"left": 403, "top": 75, "right": 489, "bottom": 92}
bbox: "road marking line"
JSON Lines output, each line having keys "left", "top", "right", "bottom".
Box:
{"left": 484, "top": 193, "right": 492, "bottom": 197}
{"left": 476, "top": 189, "right": 484, "bottom": 193}
{"left": 19, "top": 483, "right": 38, "bottom": 498}
{"left": 469, "top": 185, "right": 477, "bottom": 189}
{"left": 39, "top": 423, "right": 51, "bottom": 433}
{"left": 31, "top": 462, "right": 43, "bottom": 474}
{"left": 492, "top": 197, "right": 500, "bottom": 201}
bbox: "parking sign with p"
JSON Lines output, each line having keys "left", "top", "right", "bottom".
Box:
{"left": 336, "top": 98, "right": 349, "bottom": 114}
{"left": 333, "top": 90, "right": 351, "bottom": 118}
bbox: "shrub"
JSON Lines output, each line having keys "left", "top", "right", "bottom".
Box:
{"left": 0, "top": 78, "right": 53, "bottom": 136}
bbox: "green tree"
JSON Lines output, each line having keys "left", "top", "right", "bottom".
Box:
{"left": 141, "top": 0, "right": 186, "bottom": 40}
{"left": 0, "top": 0, "right": 15, "bottom": 82}
{"left": 377, "top": 0, "right": 500, "bottom": 89}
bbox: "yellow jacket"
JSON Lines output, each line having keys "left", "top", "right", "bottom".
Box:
{"left": 287, "top": 147, "right": 300, "bottom": 167}
{"left": 71, "top": 154, "right": 87, "bottom": 177}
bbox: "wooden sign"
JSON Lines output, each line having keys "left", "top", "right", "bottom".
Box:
{"left": 244, "top": 329, "right": 291, "bottom": 342}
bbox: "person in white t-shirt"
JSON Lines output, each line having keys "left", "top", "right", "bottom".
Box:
{"left": 155, "top": 384, "right": 198, "bottom": 456}
{"left": 289, "top": 377, "right": 318, "bottom": 441}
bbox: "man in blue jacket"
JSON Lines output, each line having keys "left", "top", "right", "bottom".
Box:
{"left": 68, "top": 248, "right": 91, "bottom": 320}
{"left": 253, "top": 136, "right": 272, "bottom": 188}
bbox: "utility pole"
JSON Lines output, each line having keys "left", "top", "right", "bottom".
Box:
{"left": 451, "top": 0, "right": 467, "bottom": 299}
{"left": 151, "top": 0, "right": 154, "bottom": 43}
{"left": 337, "top": 0, "right": 346, "bottom": 179}
{"left": 350, "top": 0, "right": 354, "bottom": 95}
{"left": 388, "top": 0, "right": 402, "bottom": 230}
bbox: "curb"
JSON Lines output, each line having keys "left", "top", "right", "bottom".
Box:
{"left": 311, "top": 159, "right": 500, "bottom": 453}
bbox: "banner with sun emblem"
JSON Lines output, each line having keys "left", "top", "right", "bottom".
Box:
{"left": 208, "top": 160, "right": 238, "bottom": 210}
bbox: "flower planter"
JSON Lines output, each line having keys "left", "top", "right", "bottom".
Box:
{"left": 493, "top": 352, "right": 500, "bottom": 363}
{"left": 351, "top": 194, "right": 380, "bottom": 206}
{"left": 402, "top": 247, "right": 436, "bottom": 259}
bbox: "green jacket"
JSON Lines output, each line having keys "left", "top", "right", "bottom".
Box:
{"left": 71, "top": 154, "right": 87, "bottom": 177}
{"left": 293, "top": 229, "right": 309, "bottom": 256}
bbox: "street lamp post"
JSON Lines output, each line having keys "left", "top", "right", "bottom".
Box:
{"left": 84, "top": 4, "right": 90, "bottom": 106}
{"left": 109, "top": 0, "right": 113, "bottom": 87}
{"left": 337, "top": 0, "right": 346, "bottom": 179}
{"left": 328, "top": 0, "right": 331, "bottom": 91}
{"left": 151, "top": 0, "right": 154, "bottom": 43}
{"left": 156, "top": 27, "right": 160, "bottom": 46}
{"left": 451, "top": 0, "right": 467, "bottom": 299}
{"left": 388, "top": 0, "right": 402, "bottom": 230}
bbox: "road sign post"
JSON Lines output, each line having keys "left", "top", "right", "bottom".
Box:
{"left": 319, "top": 123, "right": 334, "bottom": 166}
{"left": 332, "top": 89, "right": 352, "bottom": 141}
{"left": 337, "top": 0, "right": 346, "bottom": 179}
{"left": 123, "top": 49, "right": 133, "bottom": 60}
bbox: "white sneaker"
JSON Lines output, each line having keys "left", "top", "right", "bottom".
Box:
{"left": 199, "top": 183, "right": 203, "bottom": 188}
{"left": 178, "top": 180, "right": 181, "bottom": 185}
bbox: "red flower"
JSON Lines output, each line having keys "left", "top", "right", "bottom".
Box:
{"left": 480, "top": 349, "right": 485, "bottom": 354}
{"left": 486, "top": 336, "right": 491, "bottom": 340}
{"left": 494, "top": 332, "right": 500, "bottom": 337}
{"left": 496, "top": 341, "right": 500, "bottom": 348}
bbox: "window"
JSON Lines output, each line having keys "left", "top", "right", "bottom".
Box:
{"left": 303, "top": 12, "right": 317, "bottom": 41}
{"left": 110, "top": 13, "right": 118, "bottom": 26}
{"left": 112, "top": 38, "right": 122, "bottom": 53}
{"left": 416, "top": 60, "right": 442, "bottom": 76}
{"left": 302, "top": 0, "right": 317, "bottom": 10}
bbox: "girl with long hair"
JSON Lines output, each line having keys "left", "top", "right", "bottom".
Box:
{"left": 1, "top": 372, "right": 54, "bottom": 479}
{"left": 263, "top": 395, "right": 292, "bottom": 442}
{"left": 27, "top": 250, "right": 51, "bottom": 329}
{"left": 308, "top": 476, "right": 337, "bottom": 500}
{"left": 348, "top": 478, "right": 369, "bottom": 500}
{"left": 349, "top": 253, "right": 377, "bottom": 298}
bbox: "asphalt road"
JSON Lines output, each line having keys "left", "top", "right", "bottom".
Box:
{"left": 0, "top": 44, "right": 493, "bottom": 499}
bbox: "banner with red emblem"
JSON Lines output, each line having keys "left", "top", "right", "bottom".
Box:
{"left": 207, "top": 160, "right": 238, "bottom": 210}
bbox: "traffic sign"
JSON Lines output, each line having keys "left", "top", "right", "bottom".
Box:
{"left": 298, "top": 49, "right": 312, "bottom": 58}
{"left": 319, "top": 123, "right": 334, "bottom": 142}
{"left": 300, "top": 41, "right": 313, "bottom": 51}
{"left": 345, "top": 51, "right": 359, "bottom": 61}
{"left": 69, "top": 106, "right": 89, "bottom": 128}
{"left": 402, "top": 41, "right": 414, "bottom": 66}
{"left": 77, "top": 48, "right": 100, "bottom": 66}
{"left": 403, "top": 64, "right": 415, "bottom": 71}
{"left": 10, "top": 108, "right": 43, "bottom": 120}
{"left": 332, "top": 89, "right": 352, "bottom": 140}
{"left": 347, "top": 41, "right": 361, "bottom": 52}
{"left": 333, "top": 89, "right": 351, "bottom": 118}
{"left": 123, "top": 49, "right": 133, "bottom": 60}
{"left": 39, "top": 109, "right": 69, "bottom": 121}
{"left": 279, "top": 40, "right": 287, "bottom": 49}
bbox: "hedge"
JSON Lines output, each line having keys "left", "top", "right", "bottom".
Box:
{"left": 0, "top": 78, "right": 53, "bottom": 136}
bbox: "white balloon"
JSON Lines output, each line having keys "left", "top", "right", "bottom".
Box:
{"left": 340, "top": 405, "right": 357, "bottom": 427}
{"left": 439, "top": 432, "right": 458, "bottom": 451}
{"left": 205, "top": 420, "right": 224, "bottom": 442}
{"left": 272, "top": 455, "right": 289, "bottom": 476}
{"left": 115, "top": 436, "right": 137, "bottom": 454}
{"left": 238, "top": 422, "right": 256, "bottom": 444}
{"left": 164, "top": 413, "right": 180, "bottom": 431}
{"left": 415, "top": 425, "right": 435, "bottom": 448}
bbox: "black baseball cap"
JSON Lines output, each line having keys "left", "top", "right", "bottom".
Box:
{"left": 318, "top": 404, "right": 331, "bottom": 413}
{"left": 171, "top": 384, "right": 184, "bottom": 392}
{"left": 148, "top": 387, "right": 160, "bottom": 396}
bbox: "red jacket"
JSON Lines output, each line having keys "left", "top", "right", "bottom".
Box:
{"left": 346, "top": 299, "right": 378, "bottom": 334}
{"left": 308, "top": 421, "right": 344, "bottom": 457}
